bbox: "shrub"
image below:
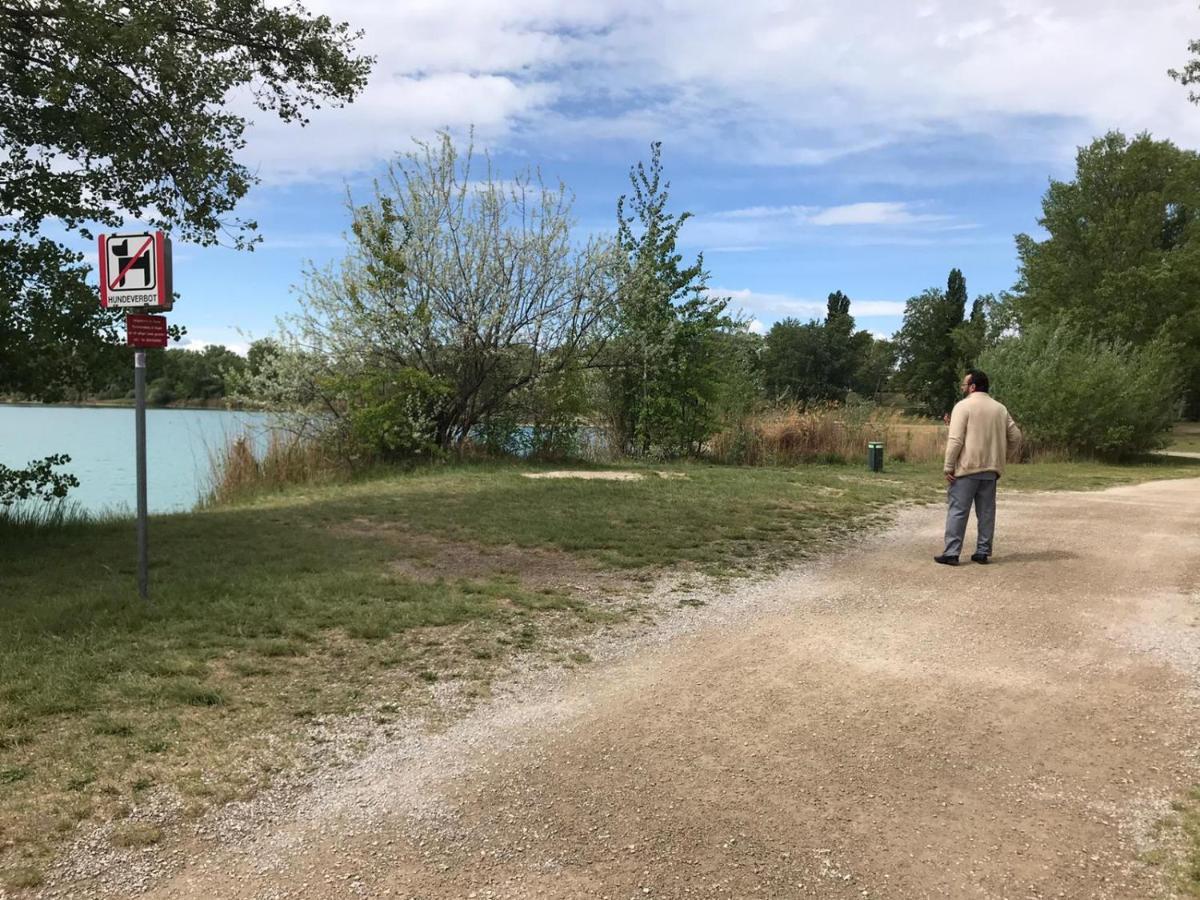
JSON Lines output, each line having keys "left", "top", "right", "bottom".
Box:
{"left": 325, "top": 368, "right": 450, "bottom": 461}
{"left": 977, "top": 321, "right": 1180, "bottom": 458}
{"left": 0, "top": 454, "right": 79, "bottom": 507}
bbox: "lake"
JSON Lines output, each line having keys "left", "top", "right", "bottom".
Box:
{"left": 0, "top": 405, "right": 274, "bottom": 516}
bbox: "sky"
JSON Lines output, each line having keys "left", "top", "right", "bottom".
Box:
{"left": 138, "top": 0, "right": 1200, "bottom": 352}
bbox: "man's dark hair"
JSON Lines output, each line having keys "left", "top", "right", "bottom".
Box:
{"left": 967, "top": 369, "right": 990, "bottom": 393}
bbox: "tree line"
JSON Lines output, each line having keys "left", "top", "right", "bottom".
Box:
{"left": 889, "top": 130, "right": 1195, "bottom": 456}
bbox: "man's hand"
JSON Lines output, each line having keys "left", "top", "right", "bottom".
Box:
{"left": 942, "top": 413, "right": 951, "bottom": 426}
{"left": 944, "top": 472, "right": 956, "bottom": 485}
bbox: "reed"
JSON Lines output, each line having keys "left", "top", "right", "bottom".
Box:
{"left": 203, "top": 432, "right": 342, "bottom": 507}
{"left": 710, "top": 403, "right": 945, "bottom": 466}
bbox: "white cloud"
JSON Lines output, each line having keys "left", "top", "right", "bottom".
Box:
{"left": 232, "top": 0, "right": 1200, "bottom": 181}
{"left": 176, "top": 327, "right": 251, "bottom": 356}
{"left": 683, "top": 201, "right": 967, "bottom": 250}
{"left": 807, "top": 202, "right": 950, "bottom": 227}
{"left": 244, "top": 73, "right": 559, "bottom": 183}
{"left": 711, "top": 286, "right": 907, "bottom": 325}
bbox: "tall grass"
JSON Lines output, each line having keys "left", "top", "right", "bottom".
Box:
{"left": 203, "top": 432, "right": 342, "bottom": 507}
{"left": 710, "top": 403, "right": 945, "bottom": 466}
{"left": 0, "top": 500, "right": 99, "bottom": 534}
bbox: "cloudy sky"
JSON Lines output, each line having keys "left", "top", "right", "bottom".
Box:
{"left": 165, "top": 0, "right": 1200, "bottom": 351}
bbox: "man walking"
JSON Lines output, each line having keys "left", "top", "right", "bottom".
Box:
{"left": 935, "top": 370, "right": 1022, "bottom": 566}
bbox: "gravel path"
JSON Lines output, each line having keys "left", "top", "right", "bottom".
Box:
{"left": 65, "top": 480, "right": 1200, "bottom": 898}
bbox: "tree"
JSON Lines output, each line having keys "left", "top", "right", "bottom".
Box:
{"left": 0, "top": 239, "right": 124, "bottom": 401}
{"left": 246, "top": 339, "right": 282, "bottom": 380}
{"left": 851, "top": 337, "right": 897, "bottom": 400}
{"left": 0, "top": 0, "right": 372, "bottom": 399}
{"left": 1169, "top": 23, "right": 1200, "bottom": 104}
{"left": 1013, "top": 131, "right": 1200, "bottom": 415}
{"left": 894, "top": 268, "right": 991, "bottom": 417}
{"left": 761, "top": 290, "right": 880, "bottom": 404}
{"left": 762, "top": 318, "right": 831, "bottom": 402}
{"left": 604, "top": 142, "right": 737, "bottom": 457}
{"left": 950, "top": 294, "right": 991, "bottom": 380}
{"left": 946, "top": 269, "right": 967, "bottom": 324}
{"left": 822, "top": 290, "right": 870, "bottom": 397}
{"left": 144, "top": 345, "right": 247, "bottom": 405}
{"left": 253, "top": 132, "right": 621, "bottom": 454}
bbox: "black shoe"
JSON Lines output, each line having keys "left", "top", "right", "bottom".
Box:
{"left": 934, "top": 554, "right": 959, "bottom": 566}
{"left": 971, "top": 553, "right": 989, "bottom": 564}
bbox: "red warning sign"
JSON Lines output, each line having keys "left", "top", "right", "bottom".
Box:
{"left": 126, "top": 314, "right": 169, "bottom": 348}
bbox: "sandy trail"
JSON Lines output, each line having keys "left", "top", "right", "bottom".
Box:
{"left": 128, "top": 480, "right": 1200, "bottom": 899}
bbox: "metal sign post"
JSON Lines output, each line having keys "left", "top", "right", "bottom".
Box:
{"left": 135, "top": 349, "right": 149, "bottom": 600}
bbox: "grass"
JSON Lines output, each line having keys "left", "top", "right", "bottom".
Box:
{"left": 1179, "top": 788, "right": 1200, "bottom": 895}
{"left": 2, "top": 454, "right": 1200, "bottom": 886}
{"left": 1145, "top": 786, "right": 1200, "bottom": 895}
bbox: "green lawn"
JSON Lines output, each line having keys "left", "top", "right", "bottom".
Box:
{"left": 2, "top": 455, "right": 1199, "bottom": 889}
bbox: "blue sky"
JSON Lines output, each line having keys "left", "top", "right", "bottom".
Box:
{"left": 137, "top": 0, "right": 1200, "bottom": 352}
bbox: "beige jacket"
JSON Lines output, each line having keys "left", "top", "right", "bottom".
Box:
{"left": 944, "top": 392, "right": 1022, "bottom": 478}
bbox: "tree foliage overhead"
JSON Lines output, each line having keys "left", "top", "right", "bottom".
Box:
{"left": 0, "top": 0, "right": 372, "bottom": 403}
{"left": 0, "top": 0, "right": 372, "bottom": 245}
{"left": 1013, "top": 131, "right": 1200, "bottom": 414}
{"left": 1169, "top": 23, "right": 1200, "bottom": 106}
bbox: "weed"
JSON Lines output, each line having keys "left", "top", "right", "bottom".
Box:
{"left": 109, "top": 822, "right": 162, "bottom": 848}
{"left": 2, "top": 866, "right": 44, "bottom": 890}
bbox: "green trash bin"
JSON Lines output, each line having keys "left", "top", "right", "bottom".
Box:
{"left": 867, "top": 441, "right": 884, "bottom": 472}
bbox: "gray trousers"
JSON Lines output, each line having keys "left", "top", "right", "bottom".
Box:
{"left": 943, "top": 474, "right": 998, "bottom": 558}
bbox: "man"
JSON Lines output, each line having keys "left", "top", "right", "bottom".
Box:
{"left": 935, "top": 369, "right": 1022, "bottom": 566}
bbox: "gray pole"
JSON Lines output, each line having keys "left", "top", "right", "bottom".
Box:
{"left": 135, "top": 349, "right": 149, "bottom": 600}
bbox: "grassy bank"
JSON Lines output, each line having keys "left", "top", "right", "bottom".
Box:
{"left": 2, "top": 456, "right": 1200, "bottom": 889}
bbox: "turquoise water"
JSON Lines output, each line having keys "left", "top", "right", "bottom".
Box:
{"left": 0, "top": 405, "right": 274, "bottom": 516}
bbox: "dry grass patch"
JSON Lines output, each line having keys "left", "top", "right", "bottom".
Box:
{"left": 1, "top": 866, "right": 44, "bottom": 890}
{"left": 711, "top": 404, "right": 945, "bottom": 466}
{"left": 522, "top": 470, "right": 644, "bottom": 481}
{"left": 109, "top": 822, "right": 162, "bottom": 849}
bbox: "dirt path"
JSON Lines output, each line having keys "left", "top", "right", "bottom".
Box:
{"left": 121, "top": 481, "right": 1200, "bottom": 897}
